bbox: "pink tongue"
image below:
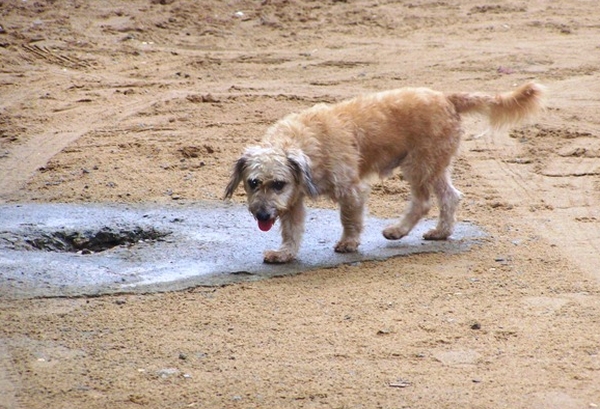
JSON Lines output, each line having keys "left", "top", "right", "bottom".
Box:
{"left": 258, "top": 219, "right": 274, "bottom": 232}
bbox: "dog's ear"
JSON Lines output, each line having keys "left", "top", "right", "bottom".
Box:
{"left": 224, "top": 156, "right": 247, "bottom": 199}
{"left": 287, "top": 150, "right": 319, "bottom": 198}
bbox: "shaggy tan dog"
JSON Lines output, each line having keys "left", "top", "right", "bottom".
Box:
{"left": 225, "top": 82, "right": 545, "bottom": 263}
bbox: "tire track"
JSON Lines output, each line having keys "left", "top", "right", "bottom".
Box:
{"left": 468, "top": 130, "right": 600, "bottom": 282}
{"left": 0, "top": 341, "right": 20, "bottom": 409}
{"left": 0, "top": 92, "right": 186, "bottom": 203}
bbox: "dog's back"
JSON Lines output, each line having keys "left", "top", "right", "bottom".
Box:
{"left": 322, "top": 87, "right": 463, "bottom": 180}
{"left": 297, "top": 83, "right": 545, "bottom": 181}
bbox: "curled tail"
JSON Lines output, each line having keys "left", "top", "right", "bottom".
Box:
{"left": 447, "top": 82, "right": 546, "bottom": 131}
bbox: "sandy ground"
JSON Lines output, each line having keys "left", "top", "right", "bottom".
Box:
{"left": 1, "top": 0, "right": 600, "bottom": 408}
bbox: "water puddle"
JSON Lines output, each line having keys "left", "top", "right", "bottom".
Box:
{"left": 0, "top": 202, "right": 485, "bottom": 298}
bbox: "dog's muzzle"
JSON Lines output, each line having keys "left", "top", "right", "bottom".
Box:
{"left": 255, "top": 209, "right": 275, "bottom": 232}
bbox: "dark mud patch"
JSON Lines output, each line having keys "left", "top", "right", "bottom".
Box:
{"left": 11, "top": 227, "right": 170, "bottom": 254}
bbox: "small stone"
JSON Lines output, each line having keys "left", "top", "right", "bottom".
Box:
{"left": 497, "top": 66, "right": 514, "bottom": 75}
{"left": 201, "top": 94, "right": 218, "bottom": 103}
{"left": 471, "top": 322, "right": 481, "bottom": 330}
{"left": 389, "top": 379, "right": 411, "bottom": 388}
{"left": 156, "top": 368, "right": 179, "bottom": 378}
{"left": 186, "top": 94, "right": 219, "bottom": 103}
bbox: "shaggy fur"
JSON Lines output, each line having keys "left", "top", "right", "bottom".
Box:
{"left": 225, "top": 82, "right": 546, "bottom": 263}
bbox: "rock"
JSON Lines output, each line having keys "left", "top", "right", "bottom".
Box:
{"left": 156, "top": 368, "right": 179, "bottom": 378}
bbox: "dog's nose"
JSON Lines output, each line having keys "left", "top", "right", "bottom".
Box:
{"left": 256, "top": 209, "right": 271, "bottom": 222}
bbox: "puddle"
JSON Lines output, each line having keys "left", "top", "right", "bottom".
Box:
{"left": 0, "top": 202, "right": 485, "bottom": 299}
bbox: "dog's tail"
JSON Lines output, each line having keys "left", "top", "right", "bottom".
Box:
{"left": 447, "top": 82, "right": 546, "bottom": 131}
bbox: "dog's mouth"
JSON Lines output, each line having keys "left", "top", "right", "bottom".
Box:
{"left": 254, "top": 210, "right": 277, "bottom": 232}
{"left": 257, "top": 218, "right": 275, "bottom": 232}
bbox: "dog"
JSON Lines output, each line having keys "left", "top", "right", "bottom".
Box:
{"left": 225, "top": 82, "right": 546, "bottom": 263}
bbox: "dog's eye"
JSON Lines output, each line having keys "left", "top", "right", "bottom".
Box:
{"left": 248, "top": 179, "right": 261, "bottom": 189}
{"left": 272, "top": 180, "right": 286, "bottom": 192}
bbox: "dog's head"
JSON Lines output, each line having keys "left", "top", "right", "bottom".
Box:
{"left": 224, "top": 146, "right": 318, "bottom": 232}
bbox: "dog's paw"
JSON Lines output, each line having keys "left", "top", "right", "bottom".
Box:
{"left": 263, "top": 249, "right": 295, "bottom": 264}
{"left": 382, "top": 226, "right": 407, "bottom": 240}
{"left": 334, "top": 239, "right": 360, "bottom": 253}
{"left": 423, "top": 229, "right": 450, "bottom": 241}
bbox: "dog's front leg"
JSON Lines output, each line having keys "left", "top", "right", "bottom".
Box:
{"left": 334, "top": 186, "right": 367, "bottom": 253}
{"left": 263, "top": 199, "right": 305, "bottom": 264}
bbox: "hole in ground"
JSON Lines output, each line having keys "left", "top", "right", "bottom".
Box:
{"left": 24, "top": 227, "right": 171, "bottom": 253}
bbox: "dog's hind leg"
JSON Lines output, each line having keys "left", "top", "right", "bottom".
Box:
{"left": 383, "top": 180, "right": 432, "bottom": 241}
{"left": 264, "top": 199, "right": 306, "bottom": 263}
{"left": 423, "top": 170, "right": 462, "bottom": 240}
{"left": 334, "top": 183, "right": 368, "bottom": 253}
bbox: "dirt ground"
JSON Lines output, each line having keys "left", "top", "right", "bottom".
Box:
{"left": 1, "top": 0, "right": 599, "bottom": 408}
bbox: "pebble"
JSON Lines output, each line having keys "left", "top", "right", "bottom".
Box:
{"left": 389, "top": 379, "right": 411, "bottom": 388}
{"left": 201, "top": 94, "right": 218, "bottom": 103}
{"left": 156, "top": 368, "right": 179, "bottom": 378}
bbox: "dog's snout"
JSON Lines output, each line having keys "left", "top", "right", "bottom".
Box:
{"left": 256, "top": 209, "right": 271, "bottom": 221}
